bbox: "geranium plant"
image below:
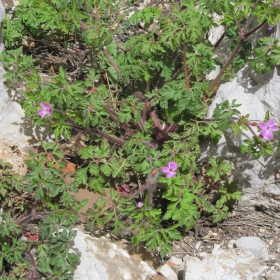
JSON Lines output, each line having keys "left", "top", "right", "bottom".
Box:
{"left": 0, "top": 0, "right": 280, "bottom": 278}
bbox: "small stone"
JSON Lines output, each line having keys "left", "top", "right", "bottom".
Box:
{"left": 212, "top": 244, "right": 225, "bottom": 256}
{"left": 236, "top": 236, "right": 269, "bottom": 261}
{"left": 184, "top": 249, "right": 267, "bottom": 280}
{"left": 269, "top": 253, "right": 279, "bottom": 261}
{"left": 228, "top": 240, "right": 236, "bottom": 249}
{"left": 266, "top": 272, "right": 280, "bottom": 280}
{"left": 158, "top": 264, "right": 178, "bottom": 280}
{"left": 195, "top": 241, "right": 201, "bottom": 251}
{"left": 211, "top": 232, "right": 218, "bottom": 239}
{"left": 168, "top": 256, "right": 182, "bottom": 266}
{"left": 199, "top": 252, "right": 208, "bottom": 258}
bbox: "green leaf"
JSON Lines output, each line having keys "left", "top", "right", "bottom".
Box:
{"left": 100, "top": 163, "right": 112, "bottom": 176}
{"left": 89, "top": 177, "right": 106, "bottom": 195}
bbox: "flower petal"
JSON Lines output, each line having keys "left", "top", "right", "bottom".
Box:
{"left": 166, "top": 171, "right": 177, "bottom": 178}
{"left": 261, "top": 130, "right": 273, "bottom": 139}
{"left": 168, "top": 161, "right": 178, "bottom": 171}
{"left": 40, "top": 102, "right": 47, "bottom": 108}
{"left": 162, "top": 167, "right": 169, "bottom": 173}
{"left": 270, "top": 125, "right": 278, "bottom": 132}
{"left": 267, "top": 119, "right": 275, "bottom": 126}
{"left": 38, "top": 110, "right": 47, "bottom": 118}
{"left": 259, "top": 122, "right": 267, "bottom": 129}
{"left": 137, "top": 202, "right": 143, "bottom": 208}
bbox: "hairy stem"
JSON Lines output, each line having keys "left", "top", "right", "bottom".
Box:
{"left": 64, "top": 122, "right": 126, "bottom": 145}
{"left": 103, "top": 105, "right": 136, "bottom": 135}
{"left": 183, "top": 45, "right": 190, "bottom": 89}
{"left": 134, "top": 91, "right": 163, "bottom": 135}
{"left": 209, "top": 18, "right": 267, "bottom": 93}
{"left": 244, "top": 122, "right": 258, "bottom": 137}
{"left": 102, "top": 47, "right": 120, "bottom": 73}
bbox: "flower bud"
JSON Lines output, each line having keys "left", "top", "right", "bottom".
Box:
{"left": 248, "top": 122, "right": 258, "bottom": 126}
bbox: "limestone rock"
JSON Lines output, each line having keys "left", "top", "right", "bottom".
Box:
{"left": 73, "top": 228, "right": 156, "bottom": 280}
{"left": 201, "top": 63, "right": 280, "bottom": 216}
{"left": 266, "top": 272, "right": 280, "bottom": 280}
{"left": 183, "top": 248, "right": 267, "bottom": 280}
{"left": 236, "top": 237, "right": 270, "bottom": 261}
{"left": 158, "top": 263, "right": 178, "bottom": 280}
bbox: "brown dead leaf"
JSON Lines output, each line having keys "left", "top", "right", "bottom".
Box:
{"left": 61, "top": 161, "right": 76, "bottom": 174}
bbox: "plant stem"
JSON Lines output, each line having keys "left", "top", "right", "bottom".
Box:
{"left": 134, "top": 91, "right": 163, "bottom": 136}
{"left": 102, "top": 47, "right": 120, "bottom": 73}
{"left": 103, "top": 105, "right": 136, "bottom": 135}
{"left": 208, "top": 19, "right": 267, "bottom": 93}
{"left": 183, "top": 45, "right": 190, "bottom": 89}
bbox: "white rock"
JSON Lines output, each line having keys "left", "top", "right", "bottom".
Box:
{"left": 199, "top": 252, "right": 208, "bottom": 258}
{"left": 194, "top": 241, "right": 201, "bottom": 251}
{"left": 158, "top": 264, "right": 178, "bottom": 280}
{"left": 0, "top": 1, "right": 4, "bottom": 37}
{"left": 73, "top": 229, "right": 156, "bottom": 280}
{"left": 228, "top": 240, "right": 236, "bottom": 249}
{"left": 169, "top": 256, "right": 183, "bottom": 266}
{"left": 266, "top": 272, "right": 280, "bottom": 280}
{"left": 206, "top": 64, "right": 221, "bottom": 81}
{"left": 212, "top": 244, "right": 225, "bottom": 256}
{"left": 208, "top": 13, "right": 225, "bottom": 46}
{"left": 202, "top": 64, "right": 280, "bottom": 217}
{"left": 236, "top": 237, "right": 270, "bottom": 261}
{"left": 184, "top": 248, "right": 267, "bottom": 280}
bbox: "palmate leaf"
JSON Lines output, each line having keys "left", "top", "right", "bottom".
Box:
{"left": 271, "top": 47, "right": 280, "bottom": 66}
{"left": 100, "top": 163, "right": 112, "bottom": 176}
{"left": 89, "top": 177, "right": 106, "bottom": 195}
{"left": 163, "top": 201, "right": 179, "bottom": 220}
{"left": 75, "top": 167, "right": 88, "bottom": 185}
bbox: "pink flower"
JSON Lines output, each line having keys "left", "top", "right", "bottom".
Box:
{"left": 268, "top": 25, "right": 274, "bottom": 31}
{"left": 38, "top": 102, "right": 52, "bottom": 118}
{"left": 259, "top": 119, "right": 278, "bottom": 139}
{"left": 137, "top": 201, "right": 143, "bottom": 208}
{"left": 162, "top": 161, "right": 178, "bottom": 178}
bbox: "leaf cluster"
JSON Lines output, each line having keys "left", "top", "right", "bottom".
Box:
{"left": 0, "top": 143, "right": 82, "bottom": 278}
{"left": 0, "top": 0, "right": 279, "bottom": 265}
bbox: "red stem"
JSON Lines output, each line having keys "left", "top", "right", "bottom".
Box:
{"left": 102, "top": 47, "right": 120, "bottom": 73}
{"left": 183, "top": 45, "right": 190, "bottom": 89}
{"left": 134, "top": 91, "right": 163, "bottom": 135}
{"left": 103, "top": 105, "right": 136, "bottom": 135}
{"left": 209, "top": 19, "right": 266, "bottom": 93}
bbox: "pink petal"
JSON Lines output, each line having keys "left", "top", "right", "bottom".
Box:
{"left": 267, "top": 119, "right": 275, "bottom": 126}
{"left": 267, "top": 119, "right": 278, "bottom": 131}
{"left": 261, "top": 130, "right": 273, "bottom": 139}
{"left": 162, "top": 167, "right": 170, "bottom": 173}
{"left": 270, "top": 125, "right": 278, "bottom": 132}
{"left": 40, "top": 102, "right": 47, "bottom": 108}
{"left": 166, "top": 171, "right": 177, "bottom": 178}
{"left": 38, "top": 110, "right": 47, "bottom": 118}
{"left": 168, "top": 162, "right": 178, "bottom": 171}
{"left": 259, "top": 122, "right": 267, "bottom": 129}
{"left": 137, "top": 202, "right": 143, "bottom": 208}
